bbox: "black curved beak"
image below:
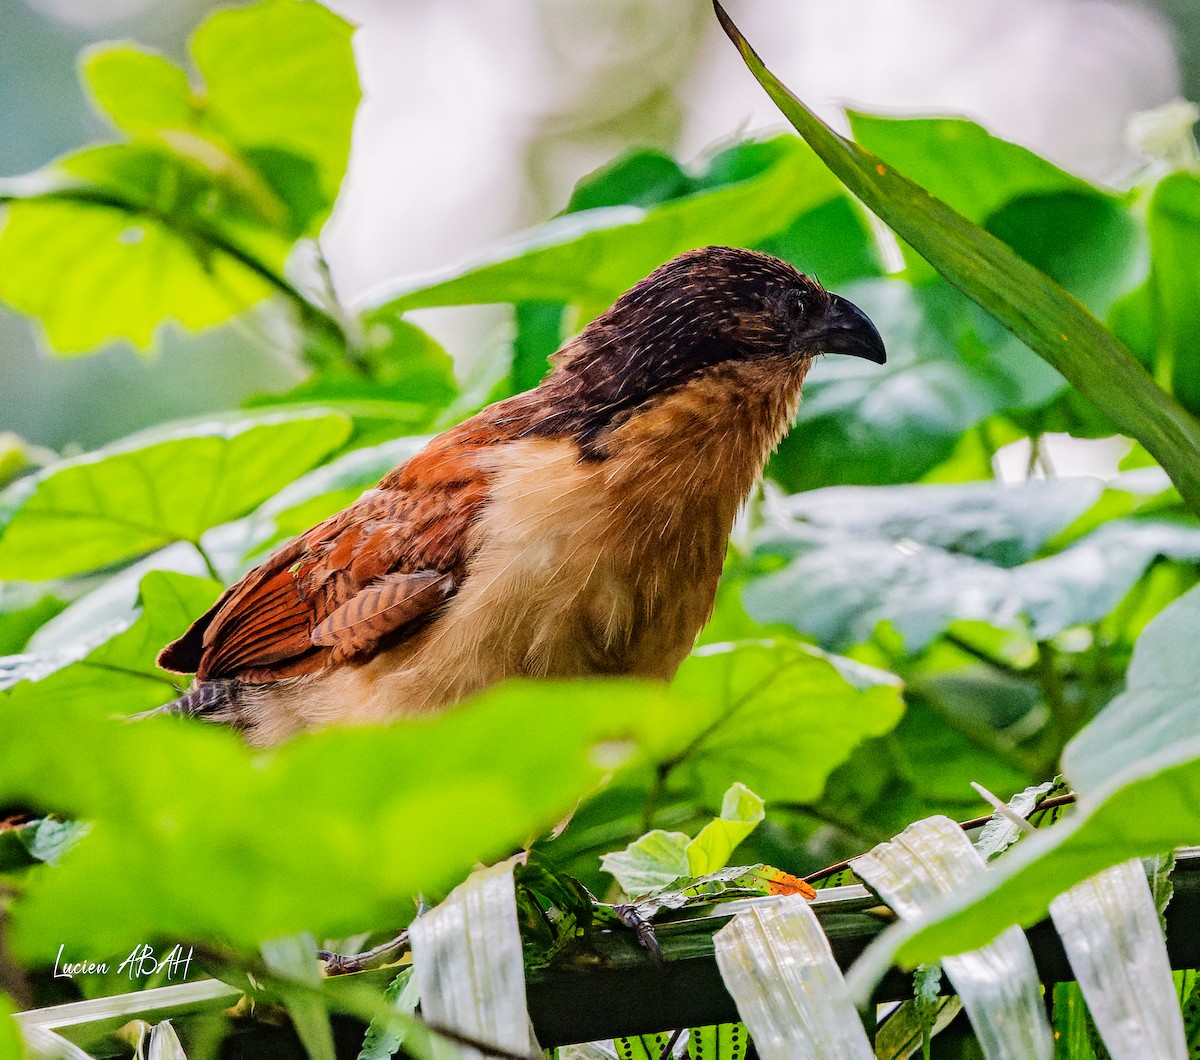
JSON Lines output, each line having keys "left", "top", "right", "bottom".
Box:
{"left": 808, "top": 293, "right": 887, "bottom": 364}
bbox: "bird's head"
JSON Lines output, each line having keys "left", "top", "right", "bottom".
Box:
{"left": 595, "top": 245, "right": 885, "bottom": 366}
{"left": 534, "top": 246, "right": 884, "bottom": 452}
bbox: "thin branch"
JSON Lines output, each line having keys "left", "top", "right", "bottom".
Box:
{"left": 191, "top": 541, "right": 223, "bottom": 583}
{"left": 802, "top": 792, "right": 1077, "bottom": 886}
{"left": 941, "top": 631, "right": 1028, "bottom": 677}
{"left": 318, "top": 931, "right": 409, "bottom": 976}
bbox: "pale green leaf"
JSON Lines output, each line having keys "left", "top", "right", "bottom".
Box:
{"left": 686, "top": 782, "right": 765, "bottom": 877}
{"left": 0, "top": 678, "right": 709, "bottom": 957}
{"left": 83, "top": 44, "right": 195, "bottom": 135}
{"left": 0, "top": 410, "right": 351, "bottom": 580}
{"left": 599, "top": 830, "right": 690, "bottom": 896}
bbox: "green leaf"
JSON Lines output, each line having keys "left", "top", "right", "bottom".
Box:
{"left": 0, "top": 190, "right": 276, "bottom": 353}
{"left": 713, "top": 3, "right": 1200, "bottom": 515}
{"left": 882, "top": 583, "right": 1200, "bottom": 967}
{"left": 368, "top": 136, "right": 845, "bottom": 316}
{"left": 848, "top": 112, "right": 1105, "bottom": 235}
{"left": 0, "top": 570, "right": 220, "bottom": 712}
{"left": 83, "top": 44, "right": 195, "bottom": 135}
{"left": 686, "top": 782, "right": 765, "bottom": 876}
{"left": 359, "top": 966, "right": 420, "bottom": 1060}
{"left": 0, "top": 677, "right": 710, "bottom": 958}
{"left": 1143, "top": 172, "right": 1200, "bottom": 414}
{"left": 0, "top": 817, "right": 90, "bottom": 871}
{"left": 188, "top": 0, "right": 359, "bottom": 219}
{"left": 0, "top": 993, "right": 22, "bottom": 1060}
{"left": 269, "top": 316, "right": 457, "bottom": 422}
{"left": 564, "top": 149, "right": 692, "bottom": 212}
{"left": 745, "top": 480, "right": 1200, "bottom": 651}
{"left": 600, "top": 829, "right": 690, "bottom": 896}
{"left": 0, "top": 410, "right": 351, "bottom": 580}
{"left": 262, "top": 934, "right": 335, "bottom": 1060}
{"left": 0, "top": 583, "right": 68, "bottom": 654}
{"left": 599, "top": 783, "right": 766, "bottom": 894}
{"left": 773, "top": 278, "right": 1064, "bottom": 491}
{"left": 669, "top": 641, "right": 904, "bottom": 804}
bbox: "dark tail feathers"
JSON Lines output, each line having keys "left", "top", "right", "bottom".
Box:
{"left": 132, "top": 679, "right": 242, "bottom": 725}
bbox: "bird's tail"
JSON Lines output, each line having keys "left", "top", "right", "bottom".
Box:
{"left": 130, "top": 679, "right": 242, "bottom": 724}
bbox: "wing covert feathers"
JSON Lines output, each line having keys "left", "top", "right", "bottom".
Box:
{"left": 157, "top": 424, "right": 495, "bottom": 683}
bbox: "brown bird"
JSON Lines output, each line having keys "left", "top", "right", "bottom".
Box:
{"left": 158, "top": 246, "right": 885, "bottom": 745}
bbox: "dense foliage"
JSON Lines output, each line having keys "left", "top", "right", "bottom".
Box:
{"left": 3, "top": 0, "right": 1200, "bottom": 1056}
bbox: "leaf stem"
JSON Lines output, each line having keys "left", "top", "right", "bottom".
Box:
{"left": 191, "top": 541, "right": 222, "bottom": 583}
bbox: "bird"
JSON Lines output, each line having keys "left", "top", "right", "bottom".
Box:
{"left": 157, "top": 246, "right": 885, "bottom": 745}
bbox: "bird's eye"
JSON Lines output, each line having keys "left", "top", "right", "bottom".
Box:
{"left": 788, "top": 290, "right": 810, "bottom": 320}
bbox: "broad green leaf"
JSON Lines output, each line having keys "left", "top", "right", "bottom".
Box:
{"left": 1143, "top": 172, "right": 1200, "bottom": 413}
{"left": 83, "top": 44, "right": 194, "bottom": 135}
{"left": 669, "top": 641, "right": 904, "bottom": 804}
{"left": 600, "top": 829, "right": 690, "bottom": 896}
{"left": 0, "top": 410, "right": 351, "bottom": 580}
{"left": 0, "top": 570, "right": 220, "bottom": 710}
{"left": 0, "top": 678, "right": 709, "bottom": 957}
{"left": 0, "top": 583, "right": 67, "bottom": 654}
{"left": 600, "top": 783, "right": 766, "bottom": 894}
{"left": 820, "top": 695, "right": 1034, "bottom": 843}
{"left": 565, "top": 149, "right": 692, "bottom": 212}
{"left": 686, "top": 782, "right": 765, "bottom": 876}
{"left": 713, "top": 3, "right": 1200, "bottom": 515}
{"left": 368, "top": 136, "right": 845, "bottom": 316}
{"left": 745, "top": 479, "right": 1200, "bottom": 651}
{"left": 0, "top": 194, "right": 275, "bottom": 353}
{"left": 0, "top": 139, "right": 297, "bottom": 352}
{"left": 189, "top": 0, "right": 359, "bottom": 218}
{"left": 0, "top": 994, "right": 22, "bottom": 1060}
{"left": 874, "top": 583, "right": 1200, "bottom": 967}
{"left": 848, "top": 115, "right": 1103, "bottom": 227}
{"left": 775, "top": 283, "right": 1068, "bottom": 490}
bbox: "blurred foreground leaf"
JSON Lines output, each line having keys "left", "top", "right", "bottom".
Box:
{"left": 0, "top": 679, "right": 705, "bottom": 958}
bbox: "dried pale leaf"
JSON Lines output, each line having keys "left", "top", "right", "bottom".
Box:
{"left": 850, "top": 817, "right": 1052, "bottom": 1060}
{"left": 713, "top": 896, "right": 873, "bottom": 1060}
{"left": 147, "top": 1020, "right": 188, "bottom": 1060}
{"left": 21, "top": 1025, "right": 96, "bottom": 1060}
{"left": 1049, "top": 859, "right": 1186, "bottom": 1059}
{"left": 409, "top": 859, "right": 538, "bottom": 1060}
